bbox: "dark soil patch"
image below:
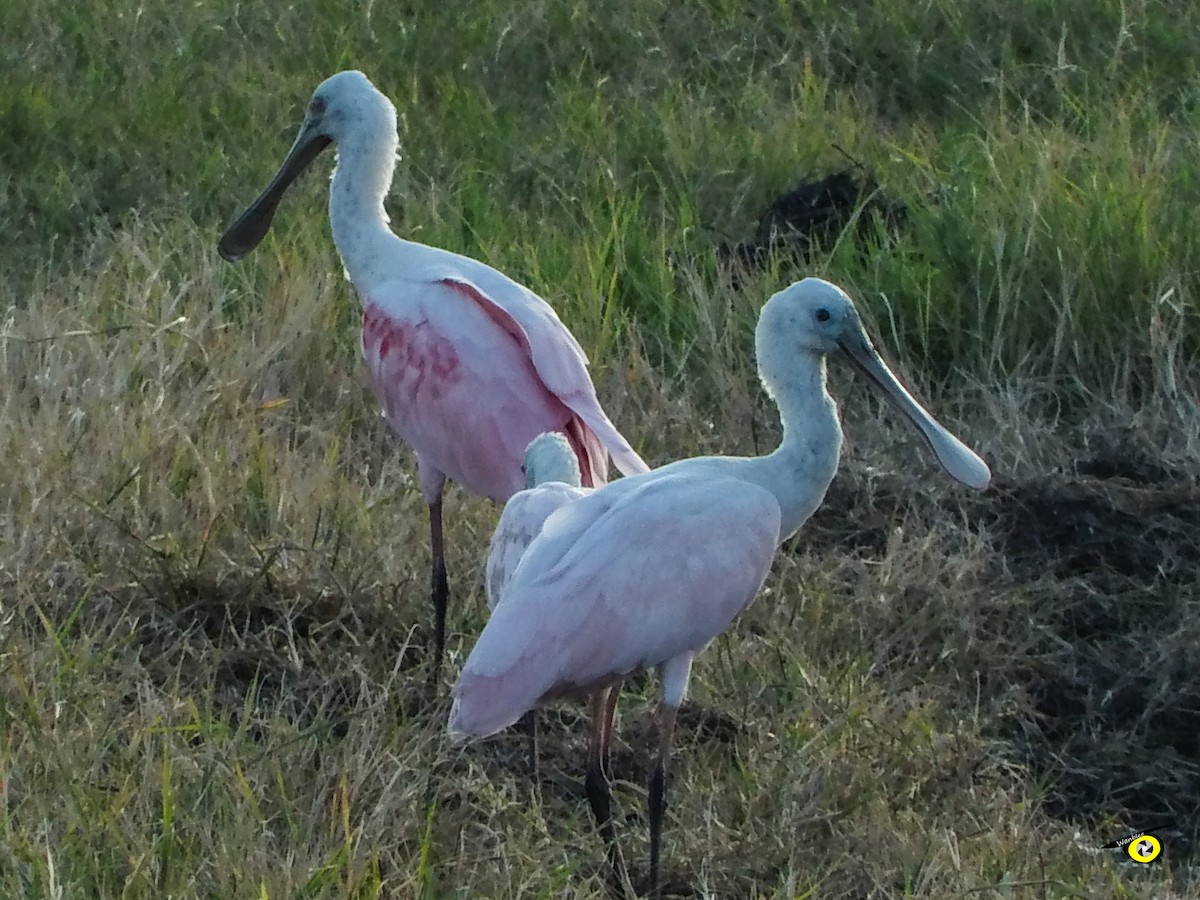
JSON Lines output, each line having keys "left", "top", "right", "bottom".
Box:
{"left": 968, "top": 446, "right": 1200, "bottom": 847}
{"left": 796, "top": 433, "right": 1200, "bottom": 851}
{"left": 717, "top": 167, "right": 907, "bottom": 289}
{"left": 676, "top": 703, "right": 746, "bottom": 745}
{"left": 981, "top": 473, "right": 1200, "bottom": 587}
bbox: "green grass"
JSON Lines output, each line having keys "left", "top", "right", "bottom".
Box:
{"left": 6, "top": 0, "right": 1200, "bottom": 389}
{"left": 3, "top": 0, "right": 1200, "bottom": 897}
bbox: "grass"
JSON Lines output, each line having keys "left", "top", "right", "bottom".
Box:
{"left": 2, "top": 0, "right": 1200, "bottom": 896}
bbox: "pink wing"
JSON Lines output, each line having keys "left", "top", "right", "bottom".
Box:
{"left": 361, "top": 284, "right": 574, "bottom": 501}
{"left": 360, "top": 269, "right": 647, "bottom": 498}
{"left": 449, "top": 470, "right": 782, "bottom": 738}
{"left": 437, "top": 274, "right": 649, "bottom": 485}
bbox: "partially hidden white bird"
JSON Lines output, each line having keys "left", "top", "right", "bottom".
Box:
{"left": 483, "top": 433, "right": 595, "bottom": 785}
{"left": 448, "top": 277, "right": 991, "bottom": 898}
{"left": 486, "top": 431, "right": 647, "bottom": 889}
{"left": 486, "top": 432, "right": 590, "bottom": 614}
{"left": 216, "top": 70, "right": 649, "bottom": 682}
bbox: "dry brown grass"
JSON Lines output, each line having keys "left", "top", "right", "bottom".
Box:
{"left": 2, "top": 221, "right": 1199, "bottom": 897}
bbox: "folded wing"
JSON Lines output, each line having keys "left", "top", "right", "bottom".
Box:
{"left": 450, "top": 471, "right": 782, "bottom": 738}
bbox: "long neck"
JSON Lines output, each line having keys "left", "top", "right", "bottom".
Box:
{"left": 327, "top": 132, "right": 397, "bottom": 291}
{"left": 743, "top": 354, "right": 843, "bottom": 540}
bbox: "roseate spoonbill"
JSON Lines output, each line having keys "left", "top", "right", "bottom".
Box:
{"left": 486, "top": 431, "right": 629, "bottom": 877}
{"left": 215, "top": 70, "right": 649, "bottom": 681}
{"left": 485, "top": 432, "right": 593, "bottom": 785}
{"left": 448, "top": 277, "right": 990, "bottom": 897}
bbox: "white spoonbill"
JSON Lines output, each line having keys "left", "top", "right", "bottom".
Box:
{"left": 484, "top": 431, "right": 628, "bottom": 878}
{"left": 486, "top": 432, "right": 590, "bottom": 613}
{"left": 216, "top": 70, "right": 649, "bottom": 681}
{"left": 484, "top": 433, "right": 591, "bottom": 781}
{"left": 448, "top": 277, "right": 990, "bottom": 897}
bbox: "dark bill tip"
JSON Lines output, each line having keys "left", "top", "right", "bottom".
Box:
{"left": 216, "top": 131, "right": 332, "bottom": 262}
{"left": 217, "top": 194, "right": 284, "bottom": 262}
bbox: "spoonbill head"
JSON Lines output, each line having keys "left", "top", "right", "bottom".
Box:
{"left": 450, "top": 277, "right": 988, "bottom": 896}
{"left": 216, "top": 71, "right": 649, "bottom": 684}
{"left": 755, "top": 277, "right": 991, "bottom": 494}
{"left": 218, "top": 71, "right": 395, "bottom": 262}
{"left": 521, "top": 431, "right": 584, "bottom": 491}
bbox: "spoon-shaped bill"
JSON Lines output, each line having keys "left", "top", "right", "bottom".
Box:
{"left": 838, "top": 324, "right": 991, "bottom": 490}
{"left": 217, "top": 123, "right": 332, "bottom": 262}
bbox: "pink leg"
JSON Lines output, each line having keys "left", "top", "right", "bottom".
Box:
{"left": 646, "top": 702, "right": 678, "bottom": 900}
{"left": 645, "top": 655, "right": 692, "bottom": 899}
{"left": 585, "top": 687, "right": 631, "bottom": 895}
{"left": 601, "top": 679, "right": 623, "bottom": 781}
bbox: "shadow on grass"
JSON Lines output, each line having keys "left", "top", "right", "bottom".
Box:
{"left": 117, "top": 569, "right": 432, "bottom": 737}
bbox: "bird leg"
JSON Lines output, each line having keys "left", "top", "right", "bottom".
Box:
{"left": 518, "top": 708, "right": 540, "bottom": 789}
{"left": 427, "top": 494, "right": 449, "bottom": 686}
{"left": 646, "top": 701, "right": 678, "bottom": 900}
{"left": 585, "top": 687, "right": 632, "bottom": 898}
{"left": 600, "top": 680, "right": 622, "bottom": 782}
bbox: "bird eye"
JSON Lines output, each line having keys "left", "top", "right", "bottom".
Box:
{"left": 310, "top": 96, "right": 327, "bottom": 115}
{"left": 815, "top": 308, "right": 831, "bottom": 323}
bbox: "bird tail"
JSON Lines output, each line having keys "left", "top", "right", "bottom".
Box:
{"left": 563, "top": 402, "right": 650, "bottom": 484}
{"left": 562, "top": 417, "right": 607, "bottom": 488}
{"left": 448, "top": 674, "right": 533, "bottom": 739}
{"left": 445, "top": 702, "right": 477, "bottom": 744}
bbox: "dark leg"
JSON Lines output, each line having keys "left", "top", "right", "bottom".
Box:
{"left": 646, "top": 703, "right": 678, "bottom": 900}
{"left": 519, "top": 708, "right": 539, "bottom": 787}
{"left": 585, "top": 688, "right": 632, "bottom": 897}
{"left": 428, "top": 494, "right": 449, "bottom": 686}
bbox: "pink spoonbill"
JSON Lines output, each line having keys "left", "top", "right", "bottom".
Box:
{"left": 485, "top": 432, "right": 591, "bottom": 616}
{"left": 216, "top": 70, "right": 649, "bottom": 682}
{"left": 484, "top": 432, "right": 595, "bottom": 786}
{"left": 486, "top": 431, "right": 641, "bottom": 886}
{"left": 448, "top": 277, "right": 991, "bottom": 897}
